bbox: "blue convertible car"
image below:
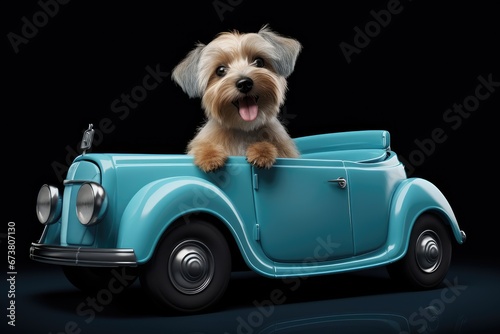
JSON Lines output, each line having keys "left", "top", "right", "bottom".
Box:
{"left": 31, "top": 125, "right": 466, "bottom": 313}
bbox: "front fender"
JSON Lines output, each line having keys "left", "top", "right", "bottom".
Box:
{"left": 386, "top": 177, "right": 465, "bottom": 261}
{"left": 115, "top": 176, "right": 274, "bottom": 275}
{"left": 116, "top": 177, "right": 234, "bottom": 262}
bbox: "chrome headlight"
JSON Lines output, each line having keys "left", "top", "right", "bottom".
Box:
{"left": 36, "top": 184, "right": 62, "bottom": 225}
{"left": 76, "top": 182, "right": 108, "bottom": 226}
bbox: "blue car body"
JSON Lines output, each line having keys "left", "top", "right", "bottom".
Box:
{"left": 31, "top": 128, "right": 466, "bottom": 312}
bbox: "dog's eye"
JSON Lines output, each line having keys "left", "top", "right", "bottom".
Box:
{"left": 253, "top": 58, "right": 265, "bottom": 68}
{"left": 216, "top": 66, "right": 227, "bottom": 77}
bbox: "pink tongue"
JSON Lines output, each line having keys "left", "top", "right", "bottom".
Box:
{"left": 238, "top": 96, "right": 258, "bottom": 121}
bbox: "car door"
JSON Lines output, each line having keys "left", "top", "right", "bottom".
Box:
{"left": 252, "top": 158, "right": 353, "bottom": 263}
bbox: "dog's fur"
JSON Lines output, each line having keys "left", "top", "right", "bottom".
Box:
{"left": 172, "top": 25, "right": 302, "bottom": 172}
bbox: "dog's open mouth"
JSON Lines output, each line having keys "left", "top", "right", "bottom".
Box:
{"left": 233, "top": 96, "right": 259, "bottom": 121}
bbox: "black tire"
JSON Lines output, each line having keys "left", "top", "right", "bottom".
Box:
{"left": 140, "top": 220, "right": 231, "bottom": 313}
{"left": 62, "top": 266, "right": 139, "bottom": 292}
{"left": 387, "top": 213, "right": 452, "bottom": 289}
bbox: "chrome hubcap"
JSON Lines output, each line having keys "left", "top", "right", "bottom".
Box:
{"left": 169, "top": 240, "right": 214, "bottom": 294}
{"left": 415, "top": 230, "right": 442, "bottom": 273}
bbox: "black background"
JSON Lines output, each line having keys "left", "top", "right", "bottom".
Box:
{"left": 3, "top": 0, "right": 499, "bottom": 332}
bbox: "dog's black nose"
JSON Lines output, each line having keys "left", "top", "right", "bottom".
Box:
{"left": 236, "top": 78, "right": 253, "bottom": 93}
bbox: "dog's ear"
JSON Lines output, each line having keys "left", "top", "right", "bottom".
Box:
{"left": 258, "top": 25, "right": 302, "bottom": 78}
{"left": 171, "top": 43, "right": 205, "bottom": 98}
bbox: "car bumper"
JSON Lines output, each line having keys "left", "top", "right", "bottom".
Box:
{"left": 30, "top": 242, "right": 137, "bottom": 267}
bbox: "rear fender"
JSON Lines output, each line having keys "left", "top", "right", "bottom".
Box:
{"left": 386, "top": 177, "right": 465, "bottom": 261}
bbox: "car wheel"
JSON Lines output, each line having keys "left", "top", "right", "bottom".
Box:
{"left": 387, "top": 213, "right": 452, "bottom": 289}
{"left": 62, "top": 266, "right": 139, "bottom": 292}
{"left": 140, "top": 220, "right": 231, "bottom": 313}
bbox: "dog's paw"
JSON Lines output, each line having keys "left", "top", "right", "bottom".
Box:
{"left": 246, "top": 142, "right": 278, "bottom": 169}
{"left": 196, "top": 157, "right": 226, "bottom": 172}
{"left": 193, "top": 146, "right": 227, "bottom": 172}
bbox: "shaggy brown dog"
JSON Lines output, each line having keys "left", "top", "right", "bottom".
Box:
{"left": 172, "top": 25, "right": 302, "bottom": 172}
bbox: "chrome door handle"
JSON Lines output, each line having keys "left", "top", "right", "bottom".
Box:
{"left": 328, "top": 177, "right": 347, "bottom": 189}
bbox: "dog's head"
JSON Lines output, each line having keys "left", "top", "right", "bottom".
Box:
{"left": 172, "top": 25, "right": 302, "bottom": 131}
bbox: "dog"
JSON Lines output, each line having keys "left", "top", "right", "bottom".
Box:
{"left": 171, "top": 24, "right": 302, "bottom": 172}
